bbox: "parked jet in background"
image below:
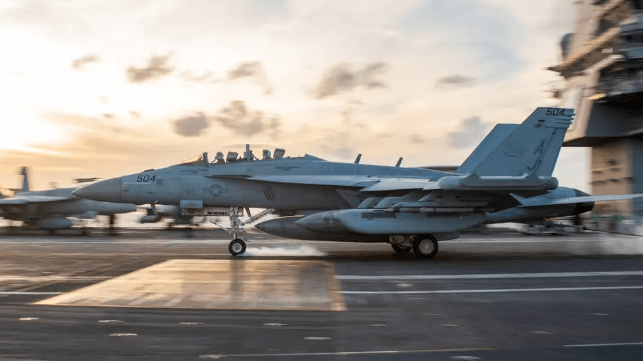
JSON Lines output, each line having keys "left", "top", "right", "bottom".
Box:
{"left": 138, "top": 204, "right": 202, "bottom": 228}
{"left": 74, "top": 107, "right": 641, "bottom": 257}
{"left": 0, "top": 167, "right": 136, "bottom": 234}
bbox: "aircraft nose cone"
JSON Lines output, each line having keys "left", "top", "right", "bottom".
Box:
{"left": 73, "top": 178, "right": 122, "bottom": 202}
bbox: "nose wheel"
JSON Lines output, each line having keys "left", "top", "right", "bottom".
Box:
{"left": 229, "top": 238, "right": 247, "bottom": 256}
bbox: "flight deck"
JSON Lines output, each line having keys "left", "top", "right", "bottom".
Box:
{"left": 1, "top": 229, "right": 643, "bottom": 360}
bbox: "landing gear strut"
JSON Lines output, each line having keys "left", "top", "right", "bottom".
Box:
{"left": 212, "top": 207, "right": 275, "bottom": 257}
{"left": 391, "top": 243, "right": 412, "bottom": 254}
{"left": 108, "top": 215, "right": 116, "bottom": 236}
{"left": 389, "top": 235, "right": 413, "bottom": 254}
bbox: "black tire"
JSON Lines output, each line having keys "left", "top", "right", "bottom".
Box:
{"left": 413, "top": 235, "right": 438, "bottom": 259}
{"left": 391, "top": 243, "right": 412, "bottom": 254}
{"left": 229, "top": 238, "right": 246, "bottom": 256}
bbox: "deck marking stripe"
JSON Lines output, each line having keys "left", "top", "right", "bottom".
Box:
{"left": 451, "top": 239, "right": 607, "bottom": 243}
{"left": 0, "top": 291, "right": 64, "bottom": 295}
{"left": 0, "top": 276, "right": 109, "bottom": 281}
{"left": 564, "top": 342, "right": 643, "bottom": 348}
{"left": 342, "top": 285, "right": 643, "bottom": 295}
{"left": 198, "top": 347, "right": 492, "bottom": 358}
{"left": 337, "top": 271, "right": 643, "bottom": 280}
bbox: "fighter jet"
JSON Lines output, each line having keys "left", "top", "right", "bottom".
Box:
{"left": 74, "top": 107, "right": 641, "bottom": 257}
{"left": 0, "top": 167, "right": 137, "bottom": 233}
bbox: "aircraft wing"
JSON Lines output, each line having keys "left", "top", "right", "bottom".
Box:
{"left": 358, "top": 178, "right": 439, "bottom": 192}
{"left": 209, "top": 174, "right": 558, "bottom": 193}
{"left": 0, "top": 195, "right": 72, "bottom": 205}
{"left": 208, "top": 175, "right": 380, "bottom": 188}
{"left": 210, "top": 174, "right": 446, "bottom": 192}
{"left": 519, "top": 193, "right": 643, "bottom": 207}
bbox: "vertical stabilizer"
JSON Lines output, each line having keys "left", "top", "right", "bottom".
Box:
{"left": 457, "top": 124, "right": 519, "bottom": 174}
{"left": 466, "top": 107, "right": 574, "bottom": 177}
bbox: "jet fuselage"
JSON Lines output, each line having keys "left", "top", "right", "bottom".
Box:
{"left": 76, "top": 156, "right": 450, "bottom": 210}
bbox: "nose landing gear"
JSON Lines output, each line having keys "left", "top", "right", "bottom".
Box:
{"left": 211, "top": 207, "right": 275, "bottom": 257}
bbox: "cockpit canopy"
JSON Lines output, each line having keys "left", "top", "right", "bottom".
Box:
{"left": 179, "top": 146, "right": 286, "bottom": 165}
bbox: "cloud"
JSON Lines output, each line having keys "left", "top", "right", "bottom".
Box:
{"left": 227, "top": 61, "right": 272, "bottom": 94}
{"left": 435, "top": 74, "right": 477, "bottom": 87}
{"left": 410, "top": 134, "right": 425, "bottom": 144}
{"left": 228, "top": 61, "right": 262, "bottom": 80}
{"left": 313, "top": 62, "right": 388, "bottom": 99}
{"left": 182, "top": 71, "right": 214, "bottom": 83}
{"left": 71, "top": 54, "right": 99, "bottom": 70}
{"left": 447, "top": 116, "right": 490, "bottom": 149}
{"left": 172, "top": 113, "right": 210, "bottom": 137}
{"left": 168, "top": 101, "right": 283, "bottom": 138}
{"left": 212, "top": 101, "right": 281, "bottom": 137}
{"left": 126, "top": 54, "right": 174, "bottom": 83}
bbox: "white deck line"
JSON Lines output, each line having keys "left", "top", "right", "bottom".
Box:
{"left": 336, "top": 271, "right": 643, "bottom": 280}
{"left": 342, "top": 285, "right": 643, "bottom": 295}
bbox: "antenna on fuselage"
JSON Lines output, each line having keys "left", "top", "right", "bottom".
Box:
{"left": 244, "top": 144, "right": 255, "bottom": 161}
{"left": 395, "top": 158, "right": 403, "bottom": 167}
{"left": 354, "top": 154, "right": 362, "bottom": 164}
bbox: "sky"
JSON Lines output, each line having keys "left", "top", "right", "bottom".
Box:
{"left": 0, "top": 0, "right": 584, "bottom": 191}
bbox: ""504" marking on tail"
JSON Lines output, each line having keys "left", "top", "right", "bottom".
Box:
{"left": 546, "top": 108, "right": 565, "bottom": 116}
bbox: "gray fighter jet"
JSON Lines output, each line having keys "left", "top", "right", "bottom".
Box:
{"left": 0, "top": 167, "right": 136, "bottom": 233}
{"left": 74, "top": 107, "right": 641, "bottom": 257}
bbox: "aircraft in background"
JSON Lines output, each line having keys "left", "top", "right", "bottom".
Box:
{"left": 0, "top": 167, "right": 136, "bottom": 234}
{"left": 74, "top": 107, "right": 641, "bottom": 257}
{"left": 138, "top": 204, "right": 205, "bottom": 228}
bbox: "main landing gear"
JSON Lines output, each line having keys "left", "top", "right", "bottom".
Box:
{"left": 212, "top": 207, "right": 275, "bottom": 257}
{"left": 412, "top": 235, "right": 438, "bottom": 259}
{"left": 389, "top": 235, "right": 439, "bottom": 259}
{"left": 107, "top": 214, "right": 116, "bottom": 236}
{"left": 391, "top": 243, "right": 412, "bottom": 254}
